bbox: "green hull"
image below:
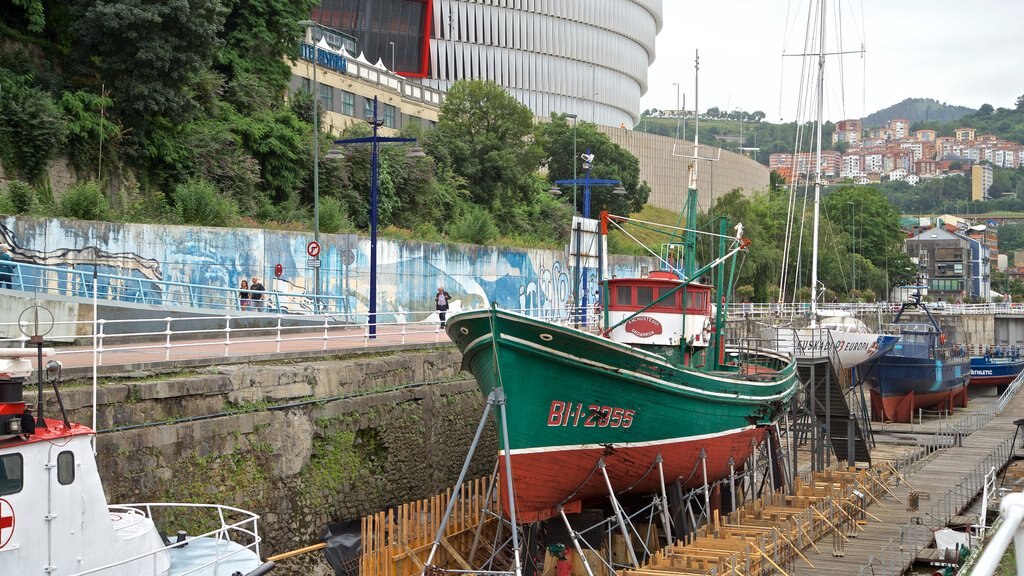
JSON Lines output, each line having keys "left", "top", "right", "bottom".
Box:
{"left": 447, "top": 308, "right": 798, "bottom": 521}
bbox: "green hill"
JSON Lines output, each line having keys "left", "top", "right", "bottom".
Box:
{"left": 862, "top": 98, "right": 974, "bottom": 128}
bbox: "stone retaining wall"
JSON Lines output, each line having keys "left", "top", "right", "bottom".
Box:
{"left": 47, "top": 347, "right": 494, "bottom": 575}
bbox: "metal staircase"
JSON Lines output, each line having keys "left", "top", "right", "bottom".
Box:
{"left": 793, "top": 331, "right": 873, "bottom": 468}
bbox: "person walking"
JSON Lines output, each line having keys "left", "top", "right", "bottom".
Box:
{"left": 239, "top": 279, "right": 250, "bottom": 311}
{"left": 435, "top": 286, "right": 452, "bottom": 328}
{"left": 250, "top": 276, "right": 265, "bottom": 310}
{"left": 0, "top": 247, "right": 14, "bottom": 289}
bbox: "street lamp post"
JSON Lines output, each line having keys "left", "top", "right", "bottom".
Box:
{"left": 550, "top": 150, "right": 626, "bottom": 326}
{"left": 673, "top": 82, "right": 681, "bottom": 140}
{"left": 564, "top": 113, "right": 578, "bottom": 213}
{"left": 388, "top": 41, "right": 396, "bottom": 71}
{"left": 299, "top": 20, "right": 322, "bottom": 304}
{"left": 332, "top": 96, "right": 423, "bottom": 338}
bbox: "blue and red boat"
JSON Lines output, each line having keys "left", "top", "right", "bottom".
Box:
{"left": 970, "top": 347, "right": 1024, "bottom": 391}
{"left": 865, "top": 295, "right": 969, "bottom": 423}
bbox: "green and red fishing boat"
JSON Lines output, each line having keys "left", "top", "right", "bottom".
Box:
{"left": 446, "top": 167, "right": 799, "bottom": 523}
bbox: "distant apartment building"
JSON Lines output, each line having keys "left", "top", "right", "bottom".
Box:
{"left": 887, "top": 119, "right": 910, "bottom": 140}
{"left": 914, "top": 129, "right": 937, "bottom": 142}
{"left": 955, "top": 127, "right": 977, "bottom": 141}
{"left": 905, "top": 226, "right": 990, "bottom": 301}
{"left": 832, "top": 119, "right": 862, "bottom": 147}
{"left": 972, "top": 164, "right": 994, "bottom": 200}
{"left": 768, "top": 151, "right": 841, "bottom": 180}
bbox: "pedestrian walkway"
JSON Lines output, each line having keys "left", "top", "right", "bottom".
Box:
{"left": 39, "top": 323, "right": 452, "bottom": 377}
{"left": 795, "top": 391, "right": 1024, "bottom": 574}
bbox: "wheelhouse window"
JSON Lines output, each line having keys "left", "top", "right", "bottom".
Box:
{"left": 0, "top": 453, "right": 23, "bottom": 495}
{"left": 615, "top": 285, "right": 631, "bottom": 306}
{"left": 58, "top": 450, "right": 75, "bottom": 485}
{"left": 636, "top": 286, "right": 654, "bottom": 307}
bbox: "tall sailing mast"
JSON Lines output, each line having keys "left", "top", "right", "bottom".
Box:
{"left": 809, "top": 0, "right": 826, "bottom": 321}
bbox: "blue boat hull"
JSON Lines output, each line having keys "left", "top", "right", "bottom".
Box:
{"left": 866, "top": 356, "right": 968, "bottom": 422}
{"left": 969, "top": 356, "right": 1024, "bottom": 387}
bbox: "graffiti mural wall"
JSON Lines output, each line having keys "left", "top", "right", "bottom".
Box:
{"left": 0, "top": 216, "right": 653, "bottom": 321}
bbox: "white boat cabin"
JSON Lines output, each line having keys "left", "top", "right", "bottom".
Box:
{"left": 604, "top": 272, "right": 714, "bottom": 347}
{"left": 0, "top": 349, "right": 265, "bottom": 576}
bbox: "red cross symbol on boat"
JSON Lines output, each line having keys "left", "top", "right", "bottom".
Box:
{"left": 0, "top": 498, "right": 14, "bottom": 548}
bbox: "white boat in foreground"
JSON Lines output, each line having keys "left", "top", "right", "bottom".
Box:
{"left": 0, "top": 349, "right": 272, "bottom": 576}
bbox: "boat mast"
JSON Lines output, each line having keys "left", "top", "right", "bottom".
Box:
{"left": 684, "top": 49, "right": 700, "bottom": 280}
{"left": 810, "top": 0, "right": 826, "bottom": 323}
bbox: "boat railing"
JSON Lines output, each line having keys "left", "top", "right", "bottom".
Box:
{"left": 72, "top": 503, "right": 262, "bottom": 576}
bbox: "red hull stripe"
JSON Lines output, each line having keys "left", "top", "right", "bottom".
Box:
{"left": 499, "top": 427, "right": 766, "bottom": 523}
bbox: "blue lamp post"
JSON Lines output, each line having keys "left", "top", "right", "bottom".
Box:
{"left": 333, "top": 96, "right": 424, "bottom": 338}
{"left": 550, "top": 149, "right": 625, "bottom": 326}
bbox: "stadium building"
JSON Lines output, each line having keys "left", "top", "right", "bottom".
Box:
{"left": 308, "top": 0, "right": 663, "bottom": 128}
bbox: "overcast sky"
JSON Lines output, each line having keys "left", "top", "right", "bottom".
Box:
{"left": 641, "top": 0, "right": 1024, "bottom": 123}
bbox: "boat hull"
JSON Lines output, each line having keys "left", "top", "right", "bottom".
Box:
{"left": 761, "top": 327, "right": 898, "bottom": 369}
{"left": 866, "top": 356, "right": 969, "bottom": 422}
{"left": 448, "top": 309, "right": 798, "bottom": 523}
{"left": 969, "top": 356, "right": 1024, "bottom": 387}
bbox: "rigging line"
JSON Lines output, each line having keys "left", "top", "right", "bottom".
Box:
{"left": 780, "top": 0, "right": 819, "bottom": 302}
{"left": 836, "top": 0, "right": 847, "bottom": 119}
{"left": 611, "top": 215, "right": 739, "bottom": 240}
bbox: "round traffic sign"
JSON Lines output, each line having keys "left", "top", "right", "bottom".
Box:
{"left": 307, "top": 241, "right": 321, "bottom": 257}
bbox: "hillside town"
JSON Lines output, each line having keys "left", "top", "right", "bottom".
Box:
{"left": 770, "top": 119, "right": 1024, "bottom": 198}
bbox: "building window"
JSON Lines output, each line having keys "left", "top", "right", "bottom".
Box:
{"left": 340, "top": 90, "right": 355, "bottom": 116}
{"left": 301, "top": 77, "right": 311, "bottom": 93}
{"left": 0, "top": 453, "right": 23, "bottom": 495}
{"left": 319, "top": 83, "right": 333, "bottom": 112}
{"left": 383, "top": 104, "right": 396, "bottom": 128}
{"left": 57, "top": 451, "right": 75, "bottom": 485}
{"left": 364, "top": 98, "right": 374, "bottom": 122}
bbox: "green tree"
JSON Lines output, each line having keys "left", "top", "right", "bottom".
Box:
{"left": 537, "top": 114, "right": 649, "bottom": 218}
{"left": 71, "top": 0, "right": 226, "bottom": 128}
{"left": 427, "top": 80, "right": 543, "bottom": 214}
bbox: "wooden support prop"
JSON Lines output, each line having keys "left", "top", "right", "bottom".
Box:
{"left": 832, "top": 502, "right": 865, "bottom": 532}
{"left": 266, "top": 541, "right": 327, "bottom": 562}
{"left": 794, "top": 520, "right": 821, "bottom": 554}
{"left": 773, "top": 526, "right": 814, "bottom": 569}
{"left": 749, "top": 542, "right": 789, "bottom": 576}
{"left": 812, "top": 507, "right": 850, "bottom": 543}
{"left": 440, "top": 537, "right": 472, "bottom": 570}
{"left": 847, "top": 499, "right": 883, "bottom": 523}
{"left": 885, "top": 461, "right": 917, "bottom": 492}
{"left": 854, "top": 480, "right": 890, "bottom": 511}
{"left": 865, "top": 473, "right": 904, "bottom": 505}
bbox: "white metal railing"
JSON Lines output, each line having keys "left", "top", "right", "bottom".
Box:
{"left": 0, "top": 306, "right": 607, "bottom": 367}
{"left": 72, "top": 503, "right": 262, "bottom": 576}
{"left": 971, "top": 492, "right": 1024, "bottom": 575}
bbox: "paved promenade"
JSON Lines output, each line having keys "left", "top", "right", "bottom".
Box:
{"left": 32, "top": 324, "right": 453, "bottom": 377}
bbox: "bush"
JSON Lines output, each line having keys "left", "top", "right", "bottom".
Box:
{"left": 173, "top": 179, "right": 238, "bottom": 227}
{"left": 5, "top": 181, "right": 35, "bottom": 214}
{"left": 58, "top": 181, "right": 109, "bottom": 221}
{"left": 317, "top": 196, "right": 353, "bottom": 234}
{"left": 448, "top": 204, "right": 499, "bottom": 245}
